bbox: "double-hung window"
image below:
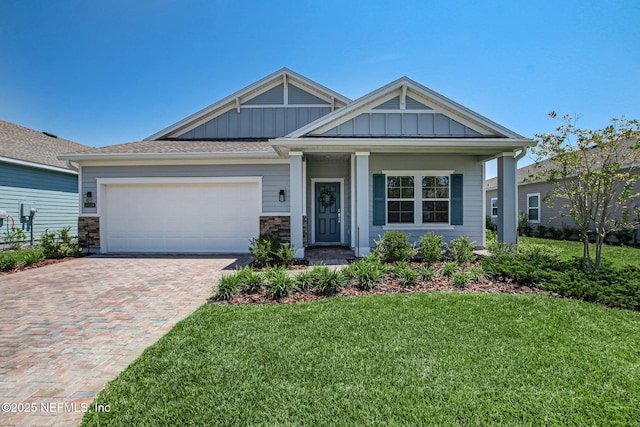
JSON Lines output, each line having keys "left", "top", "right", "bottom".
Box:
{"left": 527, "top": 193, "right": 540, "bottom": 223}
{"left": 385, "top": 171, "right": 453, "bottom": 226}
{"left": 491, "top": 198, "right": 498, "bottom": 217}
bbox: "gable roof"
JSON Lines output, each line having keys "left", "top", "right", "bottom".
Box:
{"left": 284, "top": 76, "right": 526, "bottom": 139}
{"left": 146, "top": 68, "right": 352, "bottom": 140}
{"left": 0, "top": 119, "right": 89, "bottom": 172}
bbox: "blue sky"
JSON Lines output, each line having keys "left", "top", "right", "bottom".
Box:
{"left": 1, "top": 0, "right": 638, "bottom": 177}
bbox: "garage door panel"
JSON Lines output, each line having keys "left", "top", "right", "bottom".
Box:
{"left": 103, "top": 182, "right": 260, "bottom": 253}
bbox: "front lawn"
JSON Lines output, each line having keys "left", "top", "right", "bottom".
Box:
{"left": 519, "top": 236, "right": 640, "bottom": 268}
{"left": 82, "top": 293, "right": 640, "bottom": 426}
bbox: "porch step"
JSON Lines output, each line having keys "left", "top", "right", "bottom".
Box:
{"left": 305, "top": 246, "right": 355, "bottom": 266}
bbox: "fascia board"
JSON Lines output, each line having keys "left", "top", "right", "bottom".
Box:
{"left": 58, "top": 151, "right": 281, "bottom": 162}
{"left": 0, "top": 155, "right": 77, "bottom": 175}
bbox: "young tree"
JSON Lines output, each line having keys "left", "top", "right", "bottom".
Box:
{"left": 530, "top": 114, "right": 640, "bottom": 271}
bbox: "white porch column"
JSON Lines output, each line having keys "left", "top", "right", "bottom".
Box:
{"left": 289, "top": 151, "right": 305, "bottom": 258}
{"left": 497, "top": 153, "right": 518, "bottom": 245}
{"left": 355, "top": 152, "right": 370, "bottom": 257}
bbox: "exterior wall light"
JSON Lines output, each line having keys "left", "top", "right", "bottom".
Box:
{"left": 279, "top": 189, "right": 285, "bottom": 202}
{"left": 84, "top": 191, "right": 96, "bottom": 208}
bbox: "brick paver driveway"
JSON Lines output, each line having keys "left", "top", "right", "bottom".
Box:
{"left": 0, "top": 255, "right": 247, "bottom": 427}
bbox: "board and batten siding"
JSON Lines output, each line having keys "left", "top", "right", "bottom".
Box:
{"left": 80, "top": 164, "right": 290, "bottom": 215}
{"left": 368, "top": 154, "right": 484, "bottom": 247}
{"left": 0, "top": 162, "right": 78, "bottom": 243}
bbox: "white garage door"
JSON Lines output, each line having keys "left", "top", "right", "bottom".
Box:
{"left": 102, "top": 181, "right": 260, "bottom": 253}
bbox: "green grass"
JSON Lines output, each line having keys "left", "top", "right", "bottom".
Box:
{"left": 520, "top": 236, "right": 640, "bottom": 268}
{"left": 82, "top": 293, "right": 640, "bottom": 426}
{"left": 0, "top": 247, "right": 44, "bottom": 271}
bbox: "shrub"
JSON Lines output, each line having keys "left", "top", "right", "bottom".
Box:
{"left": 517, "top": 243, "right": 562, "bottom": 267}
{"left": 235, "top": 267, "right": 264, "bottom": 294}
{"left": 448, "top": 236, "right": 476, "bottom": 265}
{"left": 294, "top": 270, "right": 315, "bottom": 292}
{"left": 466, "top": 266, "right": 485, "bottom": 282}
{"left": 372, "top": 231, "right": 417, "bottom": 263}
{"left": 215, "top": 273, "right": 241, "bottom": 301}
{"left": 452, "top": 272, "right": 470, "bottom": 288}
{"left": 612, "top": 227, "right": 635, "bottom": 245}
{"left": 249, "top": 234, "right": 278, "bottom": 268}
{"left": 418, "top": 232, "right": 444, "bottom": 265}
{"left": 519, "top": 213, "right": 533, "bottom": 237}
{"left": 264, "top": 268, "right": 296, "bottom": 300}
{"left": 392, "top": 261, "right": 419, "bottom": 287}
{"left": 561, "top": 224, "right": 577, "bottom": 240}
{"left": 443, "top": 262, "right": 458, "bottom": 277}
{"left": 536, "top": 225, "right": 548, "bottom": 238}
{"left": 0, "top": 252, "right": 18, "bottom": 271}
{"left": 418, "top": 265, "right": 437, "bottom": 281}
{"left": 312, "top": 266, "right": 345, "bottom": 296}
{"left": 3, "top": 227, "right": 26, "bottom": 250}
{"left": 548, "top": 226, "right": 563, "bottom": 240}
{"left": 275, "top": 243, "right": 297, "bottom": 268}
{"left": 343, "top": 256, "right": 386, "bottom": 290}
{"left": 486, "top": 215, "right": 497, "bottom": 232}
{"left": 40, "top": 227, "right": 80, "bottom": 259}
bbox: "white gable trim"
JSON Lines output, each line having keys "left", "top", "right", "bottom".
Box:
{"left": 285, "top": 77, "right": 525, "bottom": 139}
{"left": 146, "top": 68, "right": 351, "bottom": 140}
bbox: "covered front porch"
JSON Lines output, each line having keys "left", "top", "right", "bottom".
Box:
{"left": 287, "top": 150, "right": 521, "bottom": 259}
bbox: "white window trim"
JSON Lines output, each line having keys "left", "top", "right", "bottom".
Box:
{"left": 527, "top": 193, "right": 541, "bottom": 224}
{"left": 491, "top": 197, "right": 498, "bottom": 217}
{"left": 382, "top": 170, "right": 455, "bottom": 228}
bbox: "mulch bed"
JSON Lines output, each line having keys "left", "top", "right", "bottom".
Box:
{"left": 209, "top": 265, "right": 557, "bottom": 306}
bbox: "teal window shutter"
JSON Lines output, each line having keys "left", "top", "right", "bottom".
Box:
{"left": 450, "top": 174, "right": 463, "bottom": 225}
{"left": 373, "top": 174, "right": 386, "bottom": 225}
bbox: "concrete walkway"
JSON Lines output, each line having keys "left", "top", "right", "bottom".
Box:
{"left": 0, "top": 255, "right": 247, "bottom": 427}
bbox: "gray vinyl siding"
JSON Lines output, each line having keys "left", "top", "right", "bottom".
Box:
{"left": 179, "top": 107, "right": 331, "bottom": 139}
{"left": 321, "top": 113, "right": 483, "bottom": 137}
{"left": 369, "top": 154, "right": 484, "bottom": 248}
{"left": 288, "top": 84, "right": 330, "bottom": 105}
{"left": 0, "top": 162, "right": 78, "bottom": 245}
{"left": 81, "top": 164, "right": 290, "bottom": 215}
{"left": 305, "top": 157, "right": 351, "bottom": 245}
{"left": 372, "top": 96, "right": 432, "bottom": 110}
{"left": 243, "top": 84, "right": 284, "bottom": 105}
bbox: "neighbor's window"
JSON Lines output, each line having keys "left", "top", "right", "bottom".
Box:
{"left": 527, "top": 193, "right": 540, "bottom": 223}
{"left": 387, "top": 176, "right": 414, "bottom": 223}
{"left": 422, "top": 176, "right": 449, "bottom": 223}
{"left": 387, "top": 174, "right": 450, "bottom": 225}
{"left": 491, "top": 198, "right": 498, "bottom": 217}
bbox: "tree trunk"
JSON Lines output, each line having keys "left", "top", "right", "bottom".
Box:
{"left": 581, "top": 234, "right": 593, "bottom": 271}
{"left": 595, "top": 233, "right": 605, "bottom": 271}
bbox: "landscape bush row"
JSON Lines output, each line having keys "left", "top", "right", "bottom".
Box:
{"left": 215, "top": 232, "right": 481, "bottom": 301}
{"left": 0, "top": 227, "right": 81, "bottom": 272}
{"left": 487, "top": 214, "right": 638, "bottom": 245}
{"left": 482, "top": 231, "right": 640, "bottom": 311}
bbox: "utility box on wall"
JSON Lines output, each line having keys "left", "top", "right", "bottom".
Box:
{"left": 20, "top": 202, "right": 36, "bottom": 224}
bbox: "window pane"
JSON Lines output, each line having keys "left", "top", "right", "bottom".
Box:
{"left": 436, "top": 176, "right": 449, "bottom": 187}
{"left": 435, "top": 187, "right": 449, "bottom": 198}
{"left": 529, "top": 208, "right": 539, "bottom": 221}
{"left": 401, "top": 187, "right": 414, "bottom": 198}
{"left": 388, "top": 201, "right": 414, "bottom": 223}
{"left": 401, "top": 176, "right": 414, "bottom": 187}
{"left": 529, "top": 195, "right": 539, "bottom": 208}
{"left": 422, "top": 200, "right": 449, "bottom": 223}
{"left": 388, "top": 188, "right": 400, "bottom": 198}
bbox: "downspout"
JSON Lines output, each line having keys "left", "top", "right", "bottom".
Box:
{"left": 66, "top": 160, "right": 79, "bottom": 172}
{"left": 514, "top": 146, "right": 528, "bottom": 161}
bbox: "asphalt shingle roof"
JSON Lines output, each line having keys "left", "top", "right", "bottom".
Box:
{"left": 69, "top": 139, "right": 274, "bottom": 155}
{"left": 0, "top": 119, "right": 89, "bottom": 170}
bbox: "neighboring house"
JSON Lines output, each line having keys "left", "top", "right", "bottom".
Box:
{"left": 0, "top": 119, "right": 89, "bottom": 246}
{"left": 485, "top": 154, "right": 640, "bottom": 240}
{"left": 60, "top": 68, "right": 533, "bottom": 256}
